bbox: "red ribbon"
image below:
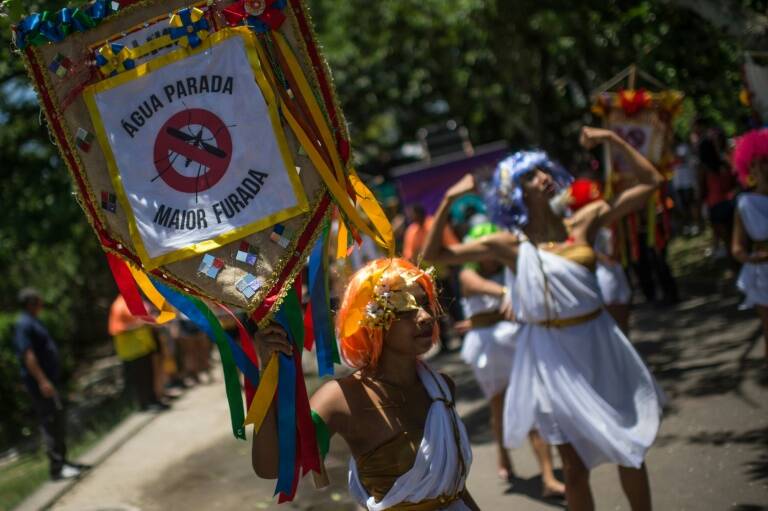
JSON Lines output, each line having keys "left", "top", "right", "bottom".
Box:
{"left": 217, "top": 303, "right": 259, "bottom": 407}
{"left": 303, "top": 301, "right": 315, "bottom": 351}
{"left": 105, "top": 252, "right": 154, "bottom": 322}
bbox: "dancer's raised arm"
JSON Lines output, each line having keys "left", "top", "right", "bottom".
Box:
{"left": 421, "top": 174, "right": 518, "bottom": 266}
{"left": 580, "top": 127, "right": 663, "bottom": 231}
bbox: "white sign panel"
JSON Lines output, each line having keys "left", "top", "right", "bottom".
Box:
{"left": 88, "top": 34, "right": 306, "bottom": 265}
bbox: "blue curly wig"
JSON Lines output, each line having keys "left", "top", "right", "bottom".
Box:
{"left": 483, "top": 150, "right": 573, "bottom": 229}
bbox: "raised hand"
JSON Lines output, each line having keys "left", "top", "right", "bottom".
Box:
{"left": 579, "top": 126, "right": 617, "bottom": 150}
{"left": 446, "top": 174, "right": 476, "bottom": 200}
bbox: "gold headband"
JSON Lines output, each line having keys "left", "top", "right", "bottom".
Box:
{"left": 359, "top": 266, "right": 436, "bottom": 331}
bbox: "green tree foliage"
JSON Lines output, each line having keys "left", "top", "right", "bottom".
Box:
{"left": 0, "top": 1, "right": 116, "bottom": 449}
{"left": 308, "top": 0, "right": 757, "bottom": 168}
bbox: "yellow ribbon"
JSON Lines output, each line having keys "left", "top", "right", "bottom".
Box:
{"left": 126, "top": 264, "right": 177, "bottom": 324}
{"left": 129, "top": 34, "right": 176, "bottom": 61}
{"left": 257, "top": 35, "right": 394, "bottom": 256}
{"left": 244, "top": 353, "right": 279, "bottom": 433}
{"left": 272, "top": 32, "right": 346, "bottom": 187}
{"left": 349, "top": 168, "right": 395, "bottom": 257}
{"left": 336, "top": 220, "right": 349, "bottom": 259}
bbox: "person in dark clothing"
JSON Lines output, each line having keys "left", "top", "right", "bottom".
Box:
{"left": 12, "top": 288, "right": 89, "bottom": 480}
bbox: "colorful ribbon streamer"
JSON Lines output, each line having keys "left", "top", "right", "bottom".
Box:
{"left": 311, "top": 411, "right": 330, "bottom": 460}
{"left": 105, "top": 253, "right": 154, "bottom": 322}
{"left": 150, "top": 277, "right": 253, "bottom": 440}
{"left": 244, "top": 353, "right": 278, "bottom": 432}
{"left": 307, "top": 223, "right": 337, "bottom": 376}
{"left": 124, "top": 265, "right": 176, "bottom": 324}
{"left": 274, "top": 351, "right": 296, "bottom": 496}
{"left": 216, "top": 303, "right": 259, "bottom": 407}
{"left": 255, "top": 34, "right": 394, "bottom": 256}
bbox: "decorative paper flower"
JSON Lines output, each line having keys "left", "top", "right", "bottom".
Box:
{"left": 169, "top": 7, "right": 210, "bottom": 49}
{"left": 95, "top": 42, "right": 135, "bottom": 76}
{"left": 618, "top": 89, "right": 651, "bottom": 116}
{"left": 222, "top": 0, "right": 287, "bottom": 33}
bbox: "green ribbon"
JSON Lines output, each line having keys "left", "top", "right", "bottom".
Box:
{"left": 311, "top": 410, "right": 330, "bottom": 460}
{"left": 190, "top": 297, "right": 246, "bottom": 439}
{"left": 281, "top": 287, "right": 305, "bottom": 353}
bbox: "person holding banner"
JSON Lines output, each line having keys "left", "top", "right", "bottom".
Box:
{"left": 422, "top": 126, "right": 665, "bottom": 511}
{"left": 731, "top": 128, "right": 768, "bottom": 363}
{"left": 252, "top": 258, "right": 480, "bottom": 510}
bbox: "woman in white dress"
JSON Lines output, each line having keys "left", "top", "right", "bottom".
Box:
{"left": 731, "top": 128, "right": 768, "bottom": 363}
{"left": 458, "top": 220, "right": 564, "bottom": 495}
{"left": 568, "top": 179, "right": 633, "bottom": 333}
{"left": 422, "top": 126, "right": 665, "bottom": 511}
{"left": 252, "top": 258, "right": 479, "bottom": 510}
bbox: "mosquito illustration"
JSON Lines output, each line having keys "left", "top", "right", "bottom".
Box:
{"left": 151, "top": 105, "right": 237, "bottom": 204}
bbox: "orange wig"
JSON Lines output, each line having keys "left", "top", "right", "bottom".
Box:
{"left": 335, "top": 258, "right": 440, "bottom": 369}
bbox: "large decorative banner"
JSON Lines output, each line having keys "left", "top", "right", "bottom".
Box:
{"left": 13, "top": 0, "right": 393, "bottom": 501}
{"left": 591, "top": 86, "right": 683, "bottom": 264}
{"left": 592, "top": 88, "right": 683, "bottom": 190}
{"left": 85, "top": 30, "right": 307, "bottom": 267}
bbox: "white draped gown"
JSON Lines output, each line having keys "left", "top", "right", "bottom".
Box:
{"left": 460, "top": 272, "right": 518, "bottom": 399}
{"left": 736, "top": 193, "right": 768, "bottom": 308}
{"left": 595, "top": 228, "right": 632, "bottom": 306}
{"left": 503, "top": 241, "right": 664, "bottom": 469}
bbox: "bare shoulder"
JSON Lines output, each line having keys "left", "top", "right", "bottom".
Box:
{"left": 310, "top": 378, "right": 352, "bottom": 433}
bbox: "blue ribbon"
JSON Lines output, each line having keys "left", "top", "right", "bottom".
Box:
{"left": 169, "top": 8, "right": 210, "bottom": 49}
{"left": 15, "top": 13, "right": 41, "bottom": 49}
{"left": 272, "top": 298, "right": 300, "bottom": 495}
{"left": 150, "top": 277, "right": 260, "bottom": 387}
{"left": 245, "top": 16, "right": 269, "bottom": 33}
{"left": 308, "top": 226, "right": 335, "bottom": 376}
{"left": 87, "top": 0, "right": 108, "bottom": 21}
{"left": 57, "top": 8, "right": 73, "bottom": 36}
{"left": 274, "top": 349, "right": 296, "bottom": 496}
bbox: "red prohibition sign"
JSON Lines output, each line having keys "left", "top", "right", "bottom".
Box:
{"left": 153, "top": 108, "right": 233, "bottom": 193}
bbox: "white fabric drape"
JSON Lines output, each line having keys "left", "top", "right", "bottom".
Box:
{"left": 503, "top": 241, "right": 664, "bottom": 469}
{"left": 348, "top": 362, "right": 473, "bottom": 511}
{"left": 737, "top": 193, "right": 768, "bottom": 307}
{"left": 460, "top": 273, "right": 518, "bottom": 398}
{"left": 595, "top": 228, "right": 632, "bottom": 305}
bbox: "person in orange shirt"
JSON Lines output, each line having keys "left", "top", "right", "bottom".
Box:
{"left": 108, "top": 295, "right": 168, "bottom": 411}
{"left": 402, "top": 205, "right": 459, "bottom": 262}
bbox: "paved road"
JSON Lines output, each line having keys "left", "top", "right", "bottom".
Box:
{"left": 52, "top": 285, "right": 767, "bottom": 511}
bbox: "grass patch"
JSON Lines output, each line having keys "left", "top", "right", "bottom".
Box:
{"left": 0, "top": 395, "right": 135, "bottom": 510}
